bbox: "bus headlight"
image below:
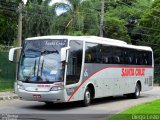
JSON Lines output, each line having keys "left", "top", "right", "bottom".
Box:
{"left": 17, "top": 84, "right": 25, "bottom": 90}
{"left": 50, "top": 86, "right": 63, "bottom": 91}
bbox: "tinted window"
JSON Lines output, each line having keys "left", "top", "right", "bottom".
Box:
{"left": 85, "top": 42, "right": 152, "bottom": 65}
{"left": 85, "top": 43, "right": 98, "bottom": 63}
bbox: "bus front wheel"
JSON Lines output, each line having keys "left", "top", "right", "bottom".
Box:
{"left": 82, "top": 88, "right": 91, "bottom": 107}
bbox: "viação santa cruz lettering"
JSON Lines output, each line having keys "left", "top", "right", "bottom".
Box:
{"left": 121, "top": 68, "right": 145, "bottom": 77}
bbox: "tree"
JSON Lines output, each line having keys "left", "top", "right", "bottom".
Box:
{"left": 103, "top": 0, "right": 152, "bottom": 43}
{"left": 139, "top": 0, "right": 160, "bottom": 64}
{"left": 52, "top": 0, "right": 99, "bottom": 35}
{"left": 23, "top": 0, "right": 55, "bottom": 38}
{"left": 104, "top": 17, "right": 130, "bottom": 43}
{"left": 0, "top": 0, "right": 18, "bottom": 45}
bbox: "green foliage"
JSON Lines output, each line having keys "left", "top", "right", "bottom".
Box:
{"left": 0, "top": 51, "right": 16, "bottom": 91}
{"left": 140, "top": 0, "right": 160, "bottom": 64}
{"left": 23, "top": 0, "right": 55, "bottom": 38}
{"left": 52, "top": 0, "right": 99, "bottom": 35}
{"left": 0, "top": 44, "right": 3, "bottom": 52}
{"left": 106, "top": 5, "right": 141, "bottom": 21}
{"left": 154, "top": 65, "right": 160, "bottom": 84}
{"left": 104, "top": 17, "right": 131, "bottom": 43}
{"left": 104, "top": 0, "right": 152, "bottom": 44}
{"left": 0, "top": 0, "right": 159, "bottom": 63}
{"left": 0, "top": 52, "right": 16, "bottom": 78}
{"left": 68, "top": 31, "right": 83, "bottom": 36}
{"left": 0, "top": 0, "right": 18, "bottom": 45}
{"left": 104, "top": 0, "right": 137, "bottom": 10}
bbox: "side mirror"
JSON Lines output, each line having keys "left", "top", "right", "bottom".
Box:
{"left": 9, "top": 47, "right": 22, "bottom": 62}
{"left": 61, "top": 47, "right": 70, "bottom": 62}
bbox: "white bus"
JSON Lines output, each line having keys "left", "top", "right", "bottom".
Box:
{"left": 9, "top": 36, "right": 154, "bottom": 106}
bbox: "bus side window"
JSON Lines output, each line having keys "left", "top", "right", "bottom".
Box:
{"left": 104, "top": 57, "right": 109, "bottom": 64}
{"left": 85, "top": 43, "right": 99, "bottom": 63}
{"left": 114, "top": 56, "right": 120, "bottom": 64}
{"left": 147, "top": 52, "right": 152, "bottom": 65}
{"left": 86, "top": 54, "right": 92, "bottom": 63}
{"left": 123, "top": 50, "right": 129, "bottom": 64}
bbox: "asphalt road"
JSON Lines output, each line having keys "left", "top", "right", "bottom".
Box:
{"left": 0, "top": 87, "right": 160, "bottom": 120}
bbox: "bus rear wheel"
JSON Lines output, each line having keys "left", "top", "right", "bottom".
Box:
{"left": 133, "top": 83, "right": 141, "bottom": 98}
{"left": 128, "top": 83, "right": 141, "bottom": 99}
{"left": 82, "top": 88, "right": 91, "bottom": 107}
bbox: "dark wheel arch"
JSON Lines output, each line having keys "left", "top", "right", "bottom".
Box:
{"left": 87, "top": 84, "right": 95, "bottom": 99}
{"left": 137, "top": 81, "right": 142, "bottom": 91}
{"left": 82, "top": 84, "right": 95, "bottom": 107}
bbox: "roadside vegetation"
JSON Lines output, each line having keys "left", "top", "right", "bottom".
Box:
{"left": 0, "top": 0, "right": 160, "bottom": 60}
{"left": 1, "top": 0, "right": 160, "bottom": 62}
{"left": 0, "top": 52, "right": 16, "bottom": 91}
{"left": 107, "top": 99, "right": 160, "bottom": 120}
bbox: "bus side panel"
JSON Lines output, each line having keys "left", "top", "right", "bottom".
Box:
{"left": 82, "top": 65, "right": 154, "bottom": 98}
{"left": 67, "top": 65, "right": 153, "bottom": 102}
{"left": 81, "top": 64, "right": 126, "bottom": 98}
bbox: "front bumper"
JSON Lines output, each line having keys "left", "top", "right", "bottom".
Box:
{"left": 17, "top": 89, "right": 66, "bottom": 103}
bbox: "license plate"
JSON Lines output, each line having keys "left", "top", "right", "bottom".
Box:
{"left": 32, "top": 94, "right": 41, "bottom": 99}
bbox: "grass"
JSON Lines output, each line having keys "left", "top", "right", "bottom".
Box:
{"left": 0, "top": 78, "right": 15, "bottom": 91}
{"left": 0, "top": 86, "right": 14, "bottom": 91}
{"left": 107, "top": 99, "right": 160, "bottom": 120}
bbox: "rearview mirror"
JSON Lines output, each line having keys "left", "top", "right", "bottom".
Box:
{"left": 61, "top": 47, "right": 70, "bottom": 62}
{"left": 9, "top": 47, "right": 22, "bottom": 62}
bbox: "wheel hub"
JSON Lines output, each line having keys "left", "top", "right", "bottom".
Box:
{"left": 85, "top": 91, "right": 91, "bottom": 104}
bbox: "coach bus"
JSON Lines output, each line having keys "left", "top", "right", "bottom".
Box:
{"left": 9, "top": 36, "right": 154, "bottom": 106}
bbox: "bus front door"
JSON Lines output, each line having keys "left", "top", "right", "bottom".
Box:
{"left": 65, "top": 40, "right": 83, "bottom": 102}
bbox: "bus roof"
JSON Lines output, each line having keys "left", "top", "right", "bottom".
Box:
{"left": 25, "top": 35, "right": 152, "bottom": 51}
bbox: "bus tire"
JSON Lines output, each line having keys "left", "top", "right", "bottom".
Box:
{"left": 82, "top": 88, "right": 91, "bottom": 107}
{"left": 129, "top": 83, "right": 141, "bottom": 99}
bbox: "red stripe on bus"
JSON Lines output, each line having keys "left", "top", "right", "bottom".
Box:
{"left": 67, "top": 66, "right": 153, "bottom": 102}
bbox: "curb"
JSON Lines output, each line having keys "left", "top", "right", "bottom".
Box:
{"left": 0, "top": 93, "right": 19, "bottom": 101}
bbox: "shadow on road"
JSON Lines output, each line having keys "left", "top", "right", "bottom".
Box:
{"left": 23, "top": 101, "right": 81, "bottom": 111}
{"left": 23, "top": 95, "right": 147, "bottom": 111}
{"left": 91, "top": 95, "right": 146, "bottom": 106}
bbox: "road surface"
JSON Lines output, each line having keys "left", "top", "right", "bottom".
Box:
{"left": 0, "top": 87, "right": 160, "bottom": 120}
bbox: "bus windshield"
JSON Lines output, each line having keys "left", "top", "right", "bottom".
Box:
{"left": 18, "top": 39, "right": 67, "bottom": 83}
